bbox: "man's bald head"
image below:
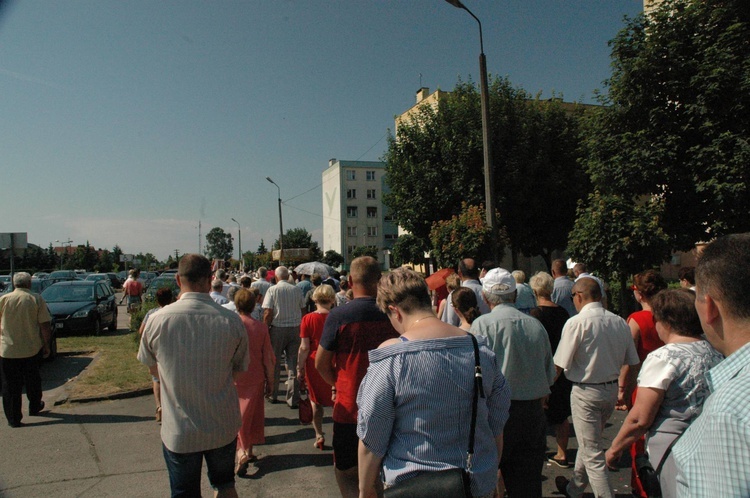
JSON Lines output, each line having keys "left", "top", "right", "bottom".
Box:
{"left": 572, "top": 277, "right": 602, "bottom": 303}
{"left": 458, "top": 258, "right": 480, "bottom": 280}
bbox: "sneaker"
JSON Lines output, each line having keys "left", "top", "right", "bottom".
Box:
{"left": 548, "top": 455, "right": 570, "bottom": 468}
{"left": 555, "top": 476, "right": 571, "bottom": 497}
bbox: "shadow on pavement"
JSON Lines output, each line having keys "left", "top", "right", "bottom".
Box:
{"left": 264, "top": 427, "right": 319, "bottom": 445}
{"left": 40, "top": 354, "right": 93, "bottom": 391}
{"left": 21, "top": 410, "right": 152, "bottom": 426}
{"left": 241, "top": 452, "right": 332, "bottom": 479}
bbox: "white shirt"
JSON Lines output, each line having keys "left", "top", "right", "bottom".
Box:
{"left": 554, "top": 302, "right": 639, "bottom": 383}
{"left": 138, "top": 292, "right": 249, "bottom": 453}
{"left": 262, "top": 280, "right": 305, "bottom": 327}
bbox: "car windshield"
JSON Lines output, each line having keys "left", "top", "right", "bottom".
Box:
{"left": 43, "top": 285, "right": 95, "bottom": 302}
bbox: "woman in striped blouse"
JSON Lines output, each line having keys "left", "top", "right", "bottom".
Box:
{"left": 356, "top": 268, "right": 511, "bottom": 498}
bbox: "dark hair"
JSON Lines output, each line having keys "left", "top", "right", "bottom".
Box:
{"left": 452, "top": 287, "right": 481, "bottom": 324}
{"left": 311, "top": 273, "right": 323, "bottom": 286}
{"left": 633, "top": 270, "right": 668, "bottom": 301}
{"left": 458, "top": 258, "right": 480, "bottom": 279}
{"left": 178, "top": 254, "right": 212, "bottom": 284}
{"left": 551, "top": 259, "right": 567, "bottom": 276}
{"left": 339, "top": 279, "right": 349, "bottom": 291}
{"left": 651, "top": 289, "right": 703, "bottom": 337}
{"left": 240, "top": 276, "right": 252, "bottom": 288}
{"left": 678, "top": 267, "right": 695, "bottom": 285}
{"left": 234, "top": 288, "right": 256, "bottom": 314}
{"left": 155, "top": 287, "right": 173, "bottom": 307}
{"left": 376, "top": 268, "right": 431, "bottom": 315}
{"left": 696, "top": 234, "right": 750, "bottom": 320}
{"left": 481, "top": 261, "right": 497, "bottom": 273}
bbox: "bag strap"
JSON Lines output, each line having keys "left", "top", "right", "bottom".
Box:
{"left": 467, "top": 333, "right": 484, "bottom": 472}
{"left": 654, "top": 430, "right": 685, "bottom": 475}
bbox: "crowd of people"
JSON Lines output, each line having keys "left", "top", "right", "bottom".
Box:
{"left": 2, "top": 233, "right": 750, "bottom": 497}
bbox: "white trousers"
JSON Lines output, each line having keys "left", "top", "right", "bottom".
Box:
{"left": 567, "top": 383, "right": 618, "bottom": 498}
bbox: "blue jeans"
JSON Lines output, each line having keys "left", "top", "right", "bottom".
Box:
{"left": 162, "top": 437, "right": 237, "bottom": 497}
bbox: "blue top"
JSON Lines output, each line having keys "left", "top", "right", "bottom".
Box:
{"left": 673, "top": 341, "right": 749, "bottom": 497}
{"left": 356, "top": 335, "right": 510, "bottom": 497}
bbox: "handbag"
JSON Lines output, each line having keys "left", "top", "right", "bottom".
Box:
{"left": 383, "top": 334, "right": 484, "bottom": 498}
{"left": 298, "top": 379, "right": 313, "bottom": 425}
{"left": 636, "top": 432, "right": 685, "bottom": 498}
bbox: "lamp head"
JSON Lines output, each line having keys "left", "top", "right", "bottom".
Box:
{"left": 445, "top": 0, "right": 466, "bottom": 8}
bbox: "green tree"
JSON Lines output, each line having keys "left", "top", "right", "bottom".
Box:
{"left": 568, "top": 191, "right": 672, "bottom": 315}
{"left": 429, "top": 203, "right": 498, "bottom": 269}
{"left": 321, "top": 250, "right": 345, "bottom": 269}
{"left": 256, "top": 239, "right": 268, "bottom": 254}
{"left": 205, "top": 227, "right": 233, "bottom": 261}
{"left": 274, "top": 228, "right": 323, "bottom": 262}
{"left": 582, "top": 0, "right": 750, "bottom": 250}
{"left": 352, "top": 246, "right": 379, "bottom": 260}
{"left": 383, "top": 77, "right": 587, "bottom": 264}
{"left": 96, "top": 249, "right": 115, "bottom": 272}
{"left": 390, "top": 234, "right": 428, "bottom": 267}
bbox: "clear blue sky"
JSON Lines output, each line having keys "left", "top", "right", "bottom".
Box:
{"left": 0, "top": 0, "right": 643, "bottom": 261}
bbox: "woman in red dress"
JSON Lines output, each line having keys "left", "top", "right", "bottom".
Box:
{"left": 622, "top": 269, "right": 667, "bottom": 497}
{"left": 233, "top": 288, "right": 275, "bottom": 475}
{"left": 297, "top": 284, "right": 336, "bottom": 450}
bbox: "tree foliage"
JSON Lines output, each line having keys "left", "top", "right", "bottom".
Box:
{"left": 321, "top": 250, "right": 345, "bottom": 269}
{"left": 390, "top": 234, "right": 427, "bottom": 267}
{"left": 273, "top": 227, "right": 323, "bottom": 262}
{"left": 383, "top": 77, "right": 587, "bottom": 263}
{"left": 205, "top": 227, "right": 233, "bottom": 261}
{"left": 582, "top": 0, "right": 750, "bottom": 251}
{"left": 352, "top": 246, "right": 379, "bottom": 260}
{"left": 429, "top": 203, "right": 496, "bottom": 269}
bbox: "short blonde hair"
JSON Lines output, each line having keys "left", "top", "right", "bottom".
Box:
{"left": 529, "top": 271, "right": 554, "bottom": 299}
{"left": 234, "top": 288, "right": 256, "bottom": 314}
{"left": 376, "top": 268, "right": 431, "bottom": 315}
{"left": 312, "top": 284, "right": 335, "bottom": 305}
{"left": 511, "top": 270, "right": 526, "bottom": 284}
{"left": 445, "top": 273, "right": 461, "bottom": 292}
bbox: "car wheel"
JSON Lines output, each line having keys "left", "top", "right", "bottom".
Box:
{"left": 109, "top": 308, "right": 118, "bottom": 331}
{"left": 93, "top": 318, "right": 102, "bottom": 336}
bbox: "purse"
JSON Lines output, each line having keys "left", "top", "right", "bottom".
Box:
{"left": 298, "top": 380, "right": 313, "bottom": 425}
{"left": 383, "top": 334, "right": 484, "bottom": 498}
{"left": 636, "top": 432, "right": 685, "bottom": 498}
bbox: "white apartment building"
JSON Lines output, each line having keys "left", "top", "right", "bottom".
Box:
{"left": 322, "top": 159, "right": 398, "bottom": 269}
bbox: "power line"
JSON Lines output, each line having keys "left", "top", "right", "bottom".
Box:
{"left": 281, "top": 201, "right": 341, "bottom": 223}
{"left": 356, "top": 131, "right": 388, "bottom": 161}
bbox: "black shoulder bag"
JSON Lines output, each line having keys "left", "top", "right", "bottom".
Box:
{"left": 384, "top": 334, "right": 484, "bottom": 498}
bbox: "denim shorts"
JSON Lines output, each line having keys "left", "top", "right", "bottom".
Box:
{"left": 162, "top": 437, "right": 236, "bottom": 497}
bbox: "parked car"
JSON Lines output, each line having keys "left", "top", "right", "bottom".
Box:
{"left": 48, "top": 270, "right": 78, "bottom": 279}
{"left": 85, "top": 273, "right": 121, "bottom": 289}
{"left": 144, "top": 274, "right": 180, "bottom": 302}
{"left": 42, "top": 280, "right": 118, "bottom": 336}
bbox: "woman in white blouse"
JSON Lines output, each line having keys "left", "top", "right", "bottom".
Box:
{"left": 605, "top": 289, "right": 723, "bottom": 498}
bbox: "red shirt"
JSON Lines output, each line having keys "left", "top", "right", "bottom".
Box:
{"left": 123, "top": 279, "right": 143, "bottom": 297}
{"left": 628, "top": 310, "right": 663, "bottom": 361}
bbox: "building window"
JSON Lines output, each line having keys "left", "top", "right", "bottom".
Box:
{"left": 366, "top": 171, "right": 376, "bottom": 181}
{"left": 346, "top": 170, "right": 356, "bottom": 180}
{"left": 347, "top": 189, "right": 356, "bottom": 199}
{"left": 347, "top": 226, "right": 357, "bottom": 237}
{"left": 368, "top": 226, "right": 378, "bottom": 237}
{"left": 367, "top": 207, "right": 377, "bottom": 218}
{"left": 347, "top": 245, "right": 356, "bottom": 254}
{"left": 347, "top": 206, "right": 358, "bottom": 218}
{"left": 384, "top": 234, "right": 397, "bottom": 240}
{"left": 384, "top": 213, "right": 395, "bottom": 222}
{"left": 367, "top": 189, "right": 376, "bottom": 199}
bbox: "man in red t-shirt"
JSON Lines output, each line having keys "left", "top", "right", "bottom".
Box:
{"left": 316, "top": 257, "right": 398, "bottom": 498}
{"left": 120, "top": 269, "right": 143, "bottom": 310}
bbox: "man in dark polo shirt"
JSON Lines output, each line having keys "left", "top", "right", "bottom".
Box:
{"left": 315, "top": 256, "right": 398, "bottom": 498}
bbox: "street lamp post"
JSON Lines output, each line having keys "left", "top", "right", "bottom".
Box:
{"left": 445, "top": 0, "right": 498, "bottom": 261}
{"left": 266, "top": 177, "right": 284, "bottom": 265}
{"left": 231, "top": 218, "right": 242, "bottom": 272}
{"left": 54, "top": 239, "right": 73, "bottom": 270}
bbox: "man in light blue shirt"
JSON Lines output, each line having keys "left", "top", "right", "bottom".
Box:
{"left": 470, "top": 268, "right": 555, "bottom": 497}
{"left": 551, "top": 259, "right": 576, "bottom": 317}
{"left": 673, "top": 234, "right": 750, "bottom": 497}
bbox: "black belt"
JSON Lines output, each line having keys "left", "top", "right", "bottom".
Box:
{"left": 573, "top": 379, "right": 618, "bottom": 386}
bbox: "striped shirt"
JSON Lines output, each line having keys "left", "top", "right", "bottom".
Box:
{"left": 357, "top": 335, "right": 511, "bottom": 497}
{"left": 673, "top": 341, "right": 750, "bottom": 497}
{"left": 138, "top": 292, "right": 249, "bottom": 453}
{"left": 261, "top": 281, "right": 305, "bottom": 327}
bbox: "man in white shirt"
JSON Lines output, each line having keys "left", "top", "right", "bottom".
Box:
{"left": 554, "top": 277, "right": 639, "bottom": 498}
{"left": 138, "top": 254, "right": 248, "bottom": 498}
{"left": 263, "top": 266, "right": 306, "bottom": 407}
